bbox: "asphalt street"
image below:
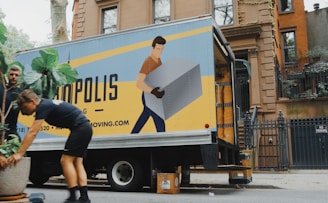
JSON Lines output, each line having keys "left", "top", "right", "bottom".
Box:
{"left": 3, "top": 170, "right": 328, "bottom": 202}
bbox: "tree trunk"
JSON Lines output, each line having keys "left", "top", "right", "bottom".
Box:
{"left": 50, "top": 0, "right": 68, "bottom": 43}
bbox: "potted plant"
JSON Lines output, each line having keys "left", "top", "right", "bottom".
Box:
{"left": 0, "top": 21, "right": 78, "bottom": 198}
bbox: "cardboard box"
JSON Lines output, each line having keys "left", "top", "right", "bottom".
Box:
{"left": 157, "top": 173, "right": 180, "bottom": 194}
{"left": 144, "top": 57, "right": 202, "bottom": 120}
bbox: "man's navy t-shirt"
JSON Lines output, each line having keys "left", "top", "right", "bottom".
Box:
{"left": 35, "top": 99, "right": 88, "bottom": 129}
{"left": 0, "top": 85, "right": 22, "bottom": 132}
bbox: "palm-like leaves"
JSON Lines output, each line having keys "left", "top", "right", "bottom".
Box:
{"left": 0, "top": 134, "right": 20, "bottom": 158}
{"left": 22, "top": 48, "right": 78, "bottom": 99}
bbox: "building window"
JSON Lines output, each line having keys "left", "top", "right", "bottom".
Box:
{"left": 282, "top": 31, "right": 297, "bottom": 65}
{"left": 280, "top": 0, "right": 293, "bottom": 12}
{"left": 213, "top": 0, "right": 234, "bottom": 26}
{"left": 153, "top": 0, "right": 170, "bottom": 24}
{"left": 102, "top": 6, "right": 117, "bottom": 34}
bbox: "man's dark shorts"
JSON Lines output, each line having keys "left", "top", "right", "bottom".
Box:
{"left": 63, "top": 122, "right": 92, "bottom": 157}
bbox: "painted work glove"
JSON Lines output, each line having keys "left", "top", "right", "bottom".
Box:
{"left": 151, "top": 87, "right": 165, "bottom": 98}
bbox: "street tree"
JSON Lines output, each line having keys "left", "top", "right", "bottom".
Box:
{"left": 0, "top": 9, "right": 35, "bottom": 64}
{"left": 51, "top": 0, "right": 69, "bottom": 43}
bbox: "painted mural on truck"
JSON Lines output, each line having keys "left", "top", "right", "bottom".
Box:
{"left": 15, "top": 18, "right": 217, "bottom": 138}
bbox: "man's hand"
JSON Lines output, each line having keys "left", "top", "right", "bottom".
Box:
{"left": 0, "top": 155, "right": 8, "bottom": 169}
{"left": 7, "top": 153, "right": 23, "bottom": 166}
{"left": 151, "top": 87, "right": 165, "bottom": 98}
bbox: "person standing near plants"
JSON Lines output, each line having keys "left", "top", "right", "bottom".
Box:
{"left": 0, "top": 64, "right": 22, "bottom": 168}
{"left": 8, "top": 89, "right": 93, "bottom": 203}
{"left": 0, "top": 64, "right": 23, "bottom": 140}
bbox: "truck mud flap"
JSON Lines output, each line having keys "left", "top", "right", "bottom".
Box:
{"left": 200, "top": 144, "right": 218, "bottom": 170}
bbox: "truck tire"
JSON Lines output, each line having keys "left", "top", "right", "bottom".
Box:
{"left": 29, "top": 164, "right": 50, "bottom": 186}
{"left": 29, "top": 158, "right": 50, "bottom": 186}
{"left": 29, "top": 174, "right": 49, "bottom": 186}
{"left": 107, "top": 157, "right": 143, "bottom": 191}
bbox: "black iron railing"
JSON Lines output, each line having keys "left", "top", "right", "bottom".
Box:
{"left": 278, "top": 62, "right": 328, "bottom": 99}
{"left": 244, "top": 111, "right": 328, "bottom": 170}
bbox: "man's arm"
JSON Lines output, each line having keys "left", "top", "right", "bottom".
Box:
{"left": 136, "top": 73, "right": 164, "bottom": 98}
{"left": 136, "top": 73, "right": 152, "bottom": 93}
{"left": 0, "top": 155, "right": 8, "bottom": 168}
{"left": 8, "top": 119, "right": 44, "bottom": 164}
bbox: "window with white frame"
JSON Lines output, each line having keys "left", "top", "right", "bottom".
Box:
{"left": 153, "top": 0, "right": 170, "bottom": 24}
{"left": 213, "top": 0, "right": 233, "bottom": 26}
{"left": 280, "top": 0, "right": 293, "bottom": 12}
{"left": 102, "top": 6, "right": 117, "bottom": 34}
{"left": 282, "top": 31, "right": 297, "bottom": 65}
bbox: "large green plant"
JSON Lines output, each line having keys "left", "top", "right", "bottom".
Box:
{"left": 21, "top": 48, "right": 78, "bottom": 99}
{"left": 0, "top": 22, "right": 78, "bottom": 158}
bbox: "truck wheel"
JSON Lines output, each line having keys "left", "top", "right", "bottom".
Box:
{"left": 29, "top": 174, "right": 49, "bottom": 186}
{"left": 107, "top": 158, "right": 143, "bottom": 191}
{"left": 29, "top": 159, "right": 50, "bottom": 186}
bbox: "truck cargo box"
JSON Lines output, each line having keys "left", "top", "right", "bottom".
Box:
{"left": 14, "top": 15, "right": 244, "bottom": 191}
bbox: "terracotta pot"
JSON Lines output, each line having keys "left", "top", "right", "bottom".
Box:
{"left": 0, "top": 157, "right": 31, "bottom": 196}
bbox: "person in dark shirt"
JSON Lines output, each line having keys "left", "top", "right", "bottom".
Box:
{"left": 8, "top": 89, "right": 93, "bottom": 203}
{"left": 0, "top": 65, "right": 22, "bottom": 140}
{"left": 0, "top": 65, "right": 22, "bottom": 168}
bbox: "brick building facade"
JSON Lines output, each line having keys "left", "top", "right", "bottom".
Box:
{"left": 70, "top": 0, "right": 313, "bottom": 120}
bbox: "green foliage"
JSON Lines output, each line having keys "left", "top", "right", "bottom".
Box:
{"left": 0, "top": 23, "right": 8, "bottom": 73}
{"left": 0, "top": 9, "right": 35, "bottom": 64}
{"left": 281, "top": 62, "right": 328, "bottom": 99}
{"left": 305, "top": 63, "right": 328, "bottom": 74}
{"left": 317, "top": 81, "right": 328, "bottom": 97}
{"left": 0, "top": 134, "right": 21, "bottom": 158}
{"left": 1, "top": 25, "right": 35, "bottom": 64}
{"left": 0, "top": 23, "right": 7, "bottom": 44}
{"left": 21, "top": 48, "right": 78, "bottom": 99}
{"left": 0, "top": 50, "right": 7, "bottom": 74}
{"left": 0, "top": 22, "right": 78, "bottom": 156}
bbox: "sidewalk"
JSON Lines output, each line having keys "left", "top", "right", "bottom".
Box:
{"left": 49, "top": 170, "right": 328, "bottom": 190}
{"left": 190, "top": 170, "right": 328, "bottom": 190}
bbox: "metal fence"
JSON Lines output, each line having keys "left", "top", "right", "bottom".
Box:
{"left": 243, "top": 111, "right": 328, "bottom": 170}
{"left": 277, "top": 63, "right": 328, "bottom": 99}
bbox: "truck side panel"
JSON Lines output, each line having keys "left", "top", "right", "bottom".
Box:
{"left": 14, "top": 16, "right": 243, "bottom": 190}
{"left": 16, "top": 17, "right": 217, "bottom": 140}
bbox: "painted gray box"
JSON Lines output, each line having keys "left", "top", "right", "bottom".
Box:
{"left": 144, "top": 57, "right": 202, "bottom": 120}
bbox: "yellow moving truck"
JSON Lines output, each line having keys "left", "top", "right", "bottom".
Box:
{"left": 15, "top": 15, "right": 249, "bottom": 191}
